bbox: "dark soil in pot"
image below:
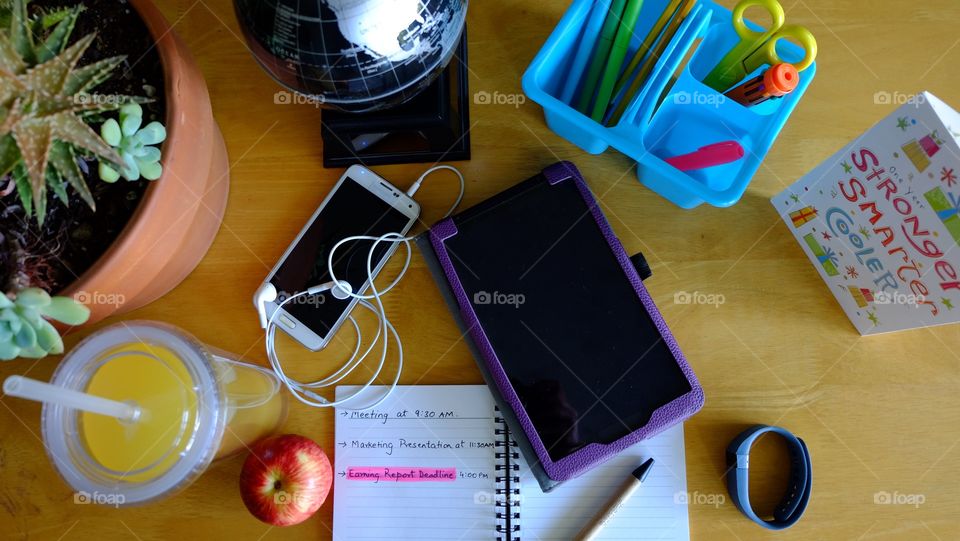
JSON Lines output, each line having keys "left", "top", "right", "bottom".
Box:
{"left": 0, "top": 0, "right": 166, "bottom": 294}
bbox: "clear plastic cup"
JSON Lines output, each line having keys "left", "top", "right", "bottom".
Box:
{"left": 42, "top": 321, "right": 287, "bottom": 506}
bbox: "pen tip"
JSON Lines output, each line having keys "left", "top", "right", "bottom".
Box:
{"left": 632, "top": 457, "right": 654, "bottom": 481}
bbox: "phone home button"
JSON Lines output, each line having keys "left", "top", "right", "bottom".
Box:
{"left": 279, "top": 315, "right": 297, "bottom": 329}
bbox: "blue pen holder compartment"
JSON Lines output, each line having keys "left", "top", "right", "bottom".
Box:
{"left": 521, "top": 0, "right": 816, "bottom": 208}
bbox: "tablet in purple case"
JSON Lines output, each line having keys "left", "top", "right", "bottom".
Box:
{"left": 422, "top": 161, "right": 704, "bottom": 491}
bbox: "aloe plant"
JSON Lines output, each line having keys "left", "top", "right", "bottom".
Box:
{"left": 0, "top": 0, "right": 145, "bottom": 224}
{"left": 0, "top": 287, "right": 89, "bottom": 360}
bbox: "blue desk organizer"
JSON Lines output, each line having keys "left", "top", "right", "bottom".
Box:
{"left": 521, "top": 0, "right": 816, "bottom": 208}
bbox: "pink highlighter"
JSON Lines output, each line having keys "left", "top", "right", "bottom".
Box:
{"left": 664, "top": 141, "right": 745, "bottom": 171}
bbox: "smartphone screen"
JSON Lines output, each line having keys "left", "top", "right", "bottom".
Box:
{"left": 269, "top": 176, "right": 413, "bottom": 339}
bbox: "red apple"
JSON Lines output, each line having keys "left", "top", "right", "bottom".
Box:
{"left": 239, "top": 434, "right": 333, "bottom": 526}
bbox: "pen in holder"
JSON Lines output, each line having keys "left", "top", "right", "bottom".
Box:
{"left": 521, "top": 0, "right": 817, "bottom": 209}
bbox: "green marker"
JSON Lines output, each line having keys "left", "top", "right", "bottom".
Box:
{"left": 576, "top": 0, "right": 627, "bottom": 114}
{"left": 590, "top": 0, "right": 645, "bottom": 122}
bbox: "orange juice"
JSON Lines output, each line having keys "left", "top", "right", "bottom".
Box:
{"left": 43, "top": 322, "right": 287, "bottom": 505}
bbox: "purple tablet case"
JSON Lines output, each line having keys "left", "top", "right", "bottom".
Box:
{"left": 418, "top": 161, "right": 704, "bottom": 491}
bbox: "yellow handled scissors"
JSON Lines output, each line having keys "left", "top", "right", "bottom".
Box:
{"left": 703, "top": 0, "right": 817, "bottom": 92}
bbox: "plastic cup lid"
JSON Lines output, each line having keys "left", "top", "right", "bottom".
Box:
{"left": 41, "top": 321, "right": 226, "bottom": 506}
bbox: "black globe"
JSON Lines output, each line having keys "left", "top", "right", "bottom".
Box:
{"left": 234, "top": 0, "right": 468, "bottom": 113}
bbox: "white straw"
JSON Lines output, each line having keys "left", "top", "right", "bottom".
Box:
{"left": 3, "top": 375, "right": 141, "bottom": 423}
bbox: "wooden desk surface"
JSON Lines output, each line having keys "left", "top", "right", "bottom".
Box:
{"left": 2, "top": 0, "right": 959, "bottom": 539}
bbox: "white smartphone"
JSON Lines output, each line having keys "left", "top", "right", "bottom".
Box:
{"left": 259, "top": 165, "right": 421, "bottom": 350}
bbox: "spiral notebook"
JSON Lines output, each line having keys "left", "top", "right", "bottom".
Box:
{"left": 332, "top": 386, "right": 691, "bottom": 540}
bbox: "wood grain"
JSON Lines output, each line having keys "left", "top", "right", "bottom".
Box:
{"left": 1, "top": 0, "right": 959, "bottom": 539}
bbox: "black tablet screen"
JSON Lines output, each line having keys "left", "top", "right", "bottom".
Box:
{"left": 446, "top": 175, "right": 691, "bottom": 462}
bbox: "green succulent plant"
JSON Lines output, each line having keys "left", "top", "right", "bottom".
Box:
{"left": 0, "top": 287, "right": 89, "bottom": 360}
{"left": 99, "top": 102, "right": 165, "bottom": 182}
{"left": 0, "top": 0, "right": 145, "bottom": 225}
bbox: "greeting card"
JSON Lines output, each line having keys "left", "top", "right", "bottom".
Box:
{"left": 773, "top": 92, "right": 960, "bottom": 334}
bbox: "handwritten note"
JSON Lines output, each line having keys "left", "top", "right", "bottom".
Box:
{"left": 346, "top": 466, "right": 457, "bottom": 483}
{"left": 333, "top": 386, "right": 498, "bottom": 541}
{"left": 332, "top": 385, "right": 691, "bottom": 541}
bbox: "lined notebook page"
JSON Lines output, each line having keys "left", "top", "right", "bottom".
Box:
{"left": 520, "top": 424, "right": 690, "bottom": 540}
{"left": 333, "top": 386, "right": 498, "bottom": 541}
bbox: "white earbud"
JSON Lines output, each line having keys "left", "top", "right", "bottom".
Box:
{"left": 307, "top": 279, "right": 353, "bottom": 300}
{"left": 254, "top": 282, "right": 278, "bottom": 329}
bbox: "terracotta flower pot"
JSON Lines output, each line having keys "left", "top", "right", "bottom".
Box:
{"left": 60, "top": 0, "right": 230, "bottom": 325}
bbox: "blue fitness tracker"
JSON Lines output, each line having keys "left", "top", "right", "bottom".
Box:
{"left": 726, "top": 425, "right": 812, "bottom": 530}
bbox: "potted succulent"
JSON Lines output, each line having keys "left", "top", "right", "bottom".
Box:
{"left": 0, "top": 0, "right": 229, "bottom": 359}
{"left": 0, "top": 288, "right": 88, "bottom": 360}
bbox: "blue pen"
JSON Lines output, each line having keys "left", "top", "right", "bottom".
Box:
{"left": 560, "top": 0, "right": 612, "bottom": 105}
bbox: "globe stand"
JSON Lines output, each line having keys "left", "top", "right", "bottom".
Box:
{"left": 320, "top": 31, "right": 471, "bottom": 168}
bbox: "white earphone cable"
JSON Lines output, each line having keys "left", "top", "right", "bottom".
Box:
{"left": 264, "top": 165, "right": 465, "bottom": 410}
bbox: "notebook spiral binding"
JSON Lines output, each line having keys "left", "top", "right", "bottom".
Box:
{"left": 494, "top": 407, "right": 521, "bottom": 541}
